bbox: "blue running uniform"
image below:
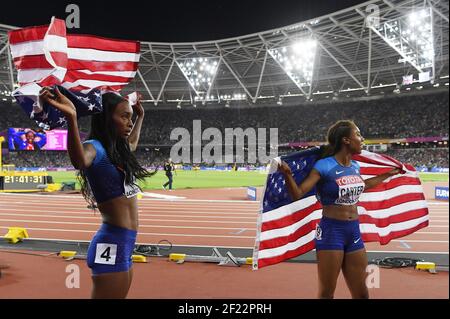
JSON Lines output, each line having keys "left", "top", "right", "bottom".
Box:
{"left": 83, "top": 139, "right": 140, "bottom": 274}
{"left": 312, "top": 156, "right": 366, "bottom": 253}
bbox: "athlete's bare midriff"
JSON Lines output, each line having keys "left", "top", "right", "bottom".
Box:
{"left": 322, "top": 204, "right": 359, "bottom": 221}
{"left": 98, "top": 195, "right": 138, "bottom": 231}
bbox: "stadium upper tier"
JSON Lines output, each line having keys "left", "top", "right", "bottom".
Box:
{"left": 0, "top": 0, "right": 448, "bottom": 106}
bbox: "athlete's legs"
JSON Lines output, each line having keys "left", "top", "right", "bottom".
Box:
{"left": 316, "top": 250, "right": 344, "bottom": 299}
{"left": 91, "top": 271, "right": 132, "bottom": 299}
{"left": 168, "top": 175, "right": 173, "bottom": 189}
{"left": 341, "top": 248, "right": 369, "bottom": 299}
{"left": 127, "top": 267, "right": 133, "bottom": 292}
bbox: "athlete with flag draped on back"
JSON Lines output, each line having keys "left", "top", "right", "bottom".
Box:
{"left": 277, "top": 120, "right": 401, "bottom": 299}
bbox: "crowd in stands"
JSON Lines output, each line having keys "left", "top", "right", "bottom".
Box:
{"left": 2, "top": 146, "right": 448, "bottom": 169}
{"left": 2, "top": 149, "right": 167, "bottom": 169}
{"left": 136, "top": 91, "right": 449, "bottom": 145}
{"left": 383, "top": 147, "right": 449, "bottom": 169}
{"left": 1, "top": 90, "right": 448, "bottom": 169}
{"left": 1, "top": 91, "right": 448, "bottom": 146}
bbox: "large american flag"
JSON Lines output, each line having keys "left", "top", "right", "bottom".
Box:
{"left": 9, "top": 17, "right": 140, "bottom": 92}
{"left": 8, "top": 17, "right": 140, "bottom": 129}
{"left": 252, "top": 147, "right": 429, "bottom": 270}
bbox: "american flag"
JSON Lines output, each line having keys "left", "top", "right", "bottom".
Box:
{"left": 14, "top": 85, "right": 102, "bottom": 130}
{"left": 252, "top": 147, "right": 429, "bottom": 270}
{"left": 8, "top": 17, "right": 139, "bottom": 128}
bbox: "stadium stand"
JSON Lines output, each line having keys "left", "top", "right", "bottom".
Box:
{"left": 0, "top": 90, "right": 448, "bottom": 169}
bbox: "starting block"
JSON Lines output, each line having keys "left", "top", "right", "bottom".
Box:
{"left": 169, "top": 248, "right": 252, "bottom": 267}
{"left": 132, "top": 255, "right": 147, "bottom": 263}
{"left": 58, "top": 251, "right": 86, "bottom": 261}
{"left": 416, "top": 262, "right": 437, "bottom": 274}
{"left": 59, "top": 251, "right": 77, "bottom": 259}
{"left": 4, "top": 227, "right": 29, "bottom": 244}
{"left": 45, "top": 183, "right": 62, "bottom": 192}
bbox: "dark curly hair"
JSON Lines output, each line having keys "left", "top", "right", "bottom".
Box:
{"left": 77, "top": 92, "right": 156, "bottom": 208}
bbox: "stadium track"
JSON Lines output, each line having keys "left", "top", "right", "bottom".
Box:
{"left": 0, "top": 188, "right": 448, "bottom": 298}
{"left": 0, "top": 190, "right": 448, "bottom": 252}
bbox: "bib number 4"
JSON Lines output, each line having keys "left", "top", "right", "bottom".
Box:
{"left": 95, "top": 243, "right": 117, "bottom": 265}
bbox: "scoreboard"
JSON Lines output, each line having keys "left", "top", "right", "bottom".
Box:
{"left": 0, "top": 172, "right": 48, "bottom": 191}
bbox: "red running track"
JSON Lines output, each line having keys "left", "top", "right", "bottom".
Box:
{"left": 0, "top": 191, "right": 448, "bottom": 254}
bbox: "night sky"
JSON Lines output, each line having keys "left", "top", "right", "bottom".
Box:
{"left": 1, "top": 0, "right": 369, "bottom": 42}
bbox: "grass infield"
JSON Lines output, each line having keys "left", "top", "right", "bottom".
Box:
{"left": 47, "top": 170, "right": 449, "bottom": 190}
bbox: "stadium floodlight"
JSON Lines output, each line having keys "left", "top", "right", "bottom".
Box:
{"left": 268, "top": 38, "right": 317, "bottom": 98}
{"left": 176, "top": 57, "right": 221, "bottom": 98}
{"left": 372, "top": 7, "right": 434, "bottom": 73}
{"left": 232, "top": 93, "right": 246, "bottom": 101}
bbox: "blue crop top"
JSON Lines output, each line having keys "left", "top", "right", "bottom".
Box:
{"left": 312, "top": 156, "right": 365, "bottom": 206}
{"left": 83, "top": 139, "right": 141, "bottom": 204}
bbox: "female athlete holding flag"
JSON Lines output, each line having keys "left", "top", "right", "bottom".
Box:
{"left": 40, "top": 87, "right": 154, "bottom": 298}
{"left": 278, "top": 120, "right": 401, "bottom": 299}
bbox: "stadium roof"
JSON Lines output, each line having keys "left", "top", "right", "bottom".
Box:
{"left": 0, "top": 0, "right": 448, "bottom": 106}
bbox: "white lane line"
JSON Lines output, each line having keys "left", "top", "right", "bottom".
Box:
{"left": 142, "top": 192, "right": 186, "bottom": 200}
{"left": 0, "top": 218, "right": 256, "bottom": 231}
{"left": 0, "top": 208, "right": 258, "bottom": 218}
{"left": 0, "top": 214, "right": 255, "bottom": 221}
{"left": 0, "top": 201, "right": 259, "bottom": 211}
{"left": 0, "top": 208, "right": 257, "bottom": 219}
{"left": 398, "top": 241, "right": 411, "bottom": 249}
{"left": 0, "top": 192, "right": 261, "bottom": 204}
{"left": 2, "top": 212, "right": 447, "bottom": 230}
{"left": 415, "top": 231, "right": 449, "bottom": 234}
{"left": 0, "top": 201, "right": 256, "bottom": 208}
{"left": 365, "top": 250, "right": 449, "bottom": 254}
{"left": 0, "top": 226, "right": 255, "bottom": 238}
{"left": 230, "top": 229, "right": 247, "bottom": 235}
{"left": 0, "top": 212, "right": 257, "bottom": 224}
{"left": 391, "top": 239, "right": 448, "bottom": 243}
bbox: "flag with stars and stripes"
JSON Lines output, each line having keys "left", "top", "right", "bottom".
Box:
{"left": 252, "top": 147, "right": 429, "bottom": 270}
{"left": 8, "top": 17, "right": 139, "bottom": 129}
{"left": 13, "top": 84, "right": 102, "bottom": 130}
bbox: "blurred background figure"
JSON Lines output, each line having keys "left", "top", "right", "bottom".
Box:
{"left": 163, "top": 158, "right": 175, "bottom": 190}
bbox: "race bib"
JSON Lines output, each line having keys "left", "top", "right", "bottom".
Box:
{"left": 124, "top": 181, "right": 141, "bottom": 198}
{"left": 94, "top": 243, "right": 117, "bottom": 265}
{"left": 123, "top": 173, "right": 141, "bottom": 199}
{"left": 334, "top": 175, "right": 365, "bottom": 205}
